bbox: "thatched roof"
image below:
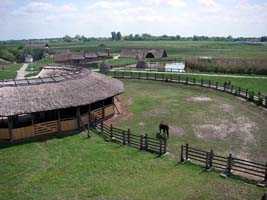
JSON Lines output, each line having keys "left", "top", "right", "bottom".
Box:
{"left": 0, "top": 67, "right": 124, "bottom": 117}
{"left": 54, "top": 51, "right": 109, "bottom": 63}
{"left": 121, "top": 48, "right": 168, "bottom": 59}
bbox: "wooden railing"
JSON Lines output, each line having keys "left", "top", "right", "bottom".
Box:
{"left": 95, "top": 123, "right": 167, "bottom": 156}
{"left": 108, "top": 70, "right": 267, "bottom": 108}
{"left": 180, "top": 144, "right": 267, "bottom": 186}
{"left": 34, "top": 120, "right": 58, "bottom": 135}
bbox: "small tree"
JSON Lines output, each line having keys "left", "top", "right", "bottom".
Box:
{"left": 116, "top": 32, "right": 122, "bottom": 40}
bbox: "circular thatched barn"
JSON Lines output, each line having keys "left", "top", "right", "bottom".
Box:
{"left": 0, "top": 67, "right": 124, "bottom": 142}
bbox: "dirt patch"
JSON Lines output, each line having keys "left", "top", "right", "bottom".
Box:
{"left": 220, "top": 103, "right": 234, "bottom": 113}
{"left": 169, "top": 126, "right": 184, "bottom": 137}
{"left": 194, "top": 117, "right": 257, "bottom": 144}
{"left": 187, "top": 96, "right": 212, "bottom": 102}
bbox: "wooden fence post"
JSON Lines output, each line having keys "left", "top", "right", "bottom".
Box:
{"left": 101, "top": 121, "right": 104, "bottom": 134}
{"left": 265, "top": 96, "right": 267, "bottom": 108}
{"left": 110, "top": 124, "right": 113, "bottom": 139}
{"left": 159, "top": 139, "right": 163, "bottom": 156}
{"left": 225, "top": 153, "right": 233, "bottom": 176}
{"left": 163, "top": 139, "right": 167, "bottom": 154}
{"left": 209, "top": 149, "right": 214, "bottom": 169}
{"left": 264, "top": 162, "right": 267, "bottom": 183}
{"left": 205, "top": 152, "right": 210, "bottom": 170}
{"left": 140, "top": 135, "right": 144, "bottom": 150}
{"left": 257, "top": 92, "right": 263, "bottom": 106}
{"left": 223, "top": 82, "right": 226, "bottom": 91}
{"left": 180, "top": 145, "right": 184, "bottom": 162}
{"left": 144, "top": 134, "right": 148, "bottom": 151}
{"left": 216, "top": 82, "right": 218, "bottom": 90}
{"left": 185, "top": 143, "right": 189, "bottom": 160}
{"left": 123, "top": 131, "right": 126, "bottom": 145}
{"left": 127, "top": 129, "right": 130, "bottom": 145}
{"left": 238, "top": 87, "right": 241, "bottom": 96}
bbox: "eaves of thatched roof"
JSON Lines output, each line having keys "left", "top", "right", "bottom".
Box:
{"left": 0, "top": 67, "right": 124, "bottom": 117}
{"left": 120, "top": 48, "right": 168, "bottom": 59}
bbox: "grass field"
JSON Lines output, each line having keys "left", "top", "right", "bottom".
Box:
{"left": 1, "top": 134, "right": 266, "bottom": 200}
{"left": 49, "top": 40, "right": 267, "bottom": 59}
{"left": 111, "top": 70, "right": 267, "bottom": 95}
{"left": 0, "top": 64, "right": 22, "bottom": 80}
{"left": 25, "top": 57, "right": 54, "bottom": 77}
{"left": 111, "top": 80, "right": 267, "bottom": 163}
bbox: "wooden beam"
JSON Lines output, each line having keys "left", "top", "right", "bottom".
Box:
{"left": 8, "top": 116, "right": 13, "bottom": 142}
{"left": 57, "top": 110, "right": 61, "bottom": 133}
{"left": 76, "top": 107, "right": 81, "bottom": 129}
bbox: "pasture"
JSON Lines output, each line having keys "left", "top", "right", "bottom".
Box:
{"left": 0, "top": 134, "right": 265, "bottom": 200}
{"left": 111, "top": 79, "right": 267, "bottom": 163}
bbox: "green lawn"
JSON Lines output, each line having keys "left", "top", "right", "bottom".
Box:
{"left": 0, "top": 134, "right": 265, "bottom": 200}
{"left": 112, "top": 70, "right": 267, "bottom": 95}
{"left": 112, "top": 80, "right": 267, "bottom": 163}
{"left": 0, "top": 64, "right": 22, "bottom": 80}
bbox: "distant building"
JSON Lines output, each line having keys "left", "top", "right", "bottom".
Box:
{"left": 121, "top": 48, "right": 168, "bottom": 59}
{"left": 25, "top": 55, "right": 33, "bottom": 63}
{"left": 53, "top": 51, "right": 111, "bottom": 65}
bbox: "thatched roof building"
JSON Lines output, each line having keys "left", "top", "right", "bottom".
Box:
{"left": 121, "top": 48, "right": 168, "bottom": 59}
{"left": 0, "top": 67, "right": 123, "bottom": 142}
{"left": 54, "top": 51, "right": 111, "bottom": 65}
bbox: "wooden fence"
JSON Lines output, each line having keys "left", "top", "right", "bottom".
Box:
{"left": 107, "top": 70, "right": 267, "bottom": 108}
{"left": 95, "top": 122, "right": 167, "bottom": 156}
{"left": 180, "top": 144, "right": 267, "bottom": 186}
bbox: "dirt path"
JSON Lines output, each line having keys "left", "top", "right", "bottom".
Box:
{"left": 16, "top": 63, "right": 29, "bottom": 79}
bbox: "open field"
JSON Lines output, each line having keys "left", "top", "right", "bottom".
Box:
{"left": 48, "top": 41, "right": 267, "bottom": 59}
{"left": 111, "top": 70, "right": 267, "bottom": 95}
{"left": 110, "top": 80, "right": 267, "bottom": 163}
{"left": 0, "top": 63, "right": 22, "bottom": 80}
{"left": 0, "top": 134, "right": 265, "bottom": 200}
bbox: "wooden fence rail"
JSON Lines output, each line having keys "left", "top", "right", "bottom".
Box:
{"left": 180, "top": 144, "right": 267, "bottom": 186}
{"left": 95, "top": 122, "right": 167, "bottom": 156}
{"left": 107, "top": 70, "right": 267, "bottom": 108}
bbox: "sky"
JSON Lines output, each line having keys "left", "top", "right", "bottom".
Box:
{"left": 0, "top": 0, "right": 267, "bottom": 40}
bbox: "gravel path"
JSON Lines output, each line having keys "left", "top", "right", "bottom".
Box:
{"left": 16, "top": 63, "right": 29, "bottom": 79}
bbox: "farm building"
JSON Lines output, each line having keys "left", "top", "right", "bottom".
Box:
{"left": 0, "top": 67, "right": 124, "bottom": 142}
{"left": 54, "top": 51, "right": 111, "bottom": 65}
{"left": 121, "top": 48, "right": 168, "bottom": 59}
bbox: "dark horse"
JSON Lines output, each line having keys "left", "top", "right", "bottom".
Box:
{"left": 159, "top": 123, "right": 169, "bottom": 139}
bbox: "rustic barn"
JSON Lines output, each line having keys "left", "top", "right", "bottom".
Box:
{"left": 0, "top": 67, "right": 124, "bottom": 142}
{"left": 121, "top": 48, "right": 168, "bottom": 59}
{"left": 54, "top": 51, "right": 111, "bottom": 65}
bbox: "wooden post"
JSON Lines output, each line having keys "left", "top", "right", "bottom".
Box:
{"left": 101, "top": 102, "right": 105, "bottom": 121}
{"left": 185, "top": 143, "right": 189, "bottom": 160}
{"left": 238, "top": 87, "right": 241, "bottom": 96}
{"left": 88, "top": 104, "right": 91, "bottom": 126}
{"left": 110, "top": 124, "right": 113, "bottom": 139}
{"left": 205, "top": 152, "right": 210, "bottom": 170}
{"left": 101, "top": 121, "right": 104, "bottom": 134}
{"left": 163, "top": 138, "right": 167, "bottom": 154}
{"left": 57, "top": 110, "right": 61, "bottom": 133}
{"left": 245, "top": 89, "right": 248, "bottom": 98}
{"left": 216, "top": 82, "right": 218, "bottom": 90}
{"left": 144, "top": 134, "right": 148, "bottom": 151}
{"left": 180, "top": 145, "right": 184, "bottom": 162}
{"left": 265, "top": 96, "right": 267, "bottom": 108}
{"left": 8, "top": 116, "right": 13, "bottom": 142}
{"left": 264, "top": 162, "right": 267, "bottom": 183}
{"left": 208, "top": 80, "right": 211, "bottom": 88}
{"left": 76, "top": 107, "right": 81, "bottom": 130}
{"left": 123, "top": 131, "right": 126, "bottom": 145}
{"left": 140, "top": 135, "right": 144, "bottom": 150}
{"left": 209, "top": 149, "right": 214, "bottom": 169}
{"left": 127, "top": 129, "right": 130, "bottom": 145}
{"left": 226, "top": 153, "right": 233, "bottom": 175}
{"left": 159, "top": 139, "right": 163, "bottom": 156}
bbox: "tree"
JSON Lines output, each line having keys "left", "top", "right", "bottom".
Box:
{"left": 63, "top": 35, "right": 72, "bottom": 43}
{"left": 116, "top": 32, "right": 122, "bottom": 40}
{"left": 260, "top": 36, "right": 267, "bottom": 42}
{"left": 111, "top": 32, "right": 117, "bottom": 40}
